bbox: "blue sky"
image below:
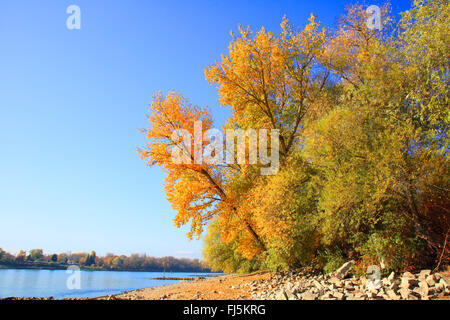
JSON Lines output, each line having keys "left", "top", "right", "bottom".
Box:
{"left": 0, "top": 0, "right": 412, "bottom": 258}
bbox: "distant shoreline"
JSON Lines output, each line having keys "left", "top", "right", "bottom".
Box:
{"left": 0, "top": 264, "right": 212, "bottom": 273}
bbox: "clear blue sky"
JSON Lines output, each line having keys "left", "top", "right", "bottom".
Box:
{"left": 0, "top": 0, "right": 411, "bottom": 259}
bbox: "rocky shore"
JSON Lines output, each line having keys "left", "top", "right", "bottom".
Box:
{"left": 109, "top": 262, "right": 449, "bottom": 300}
{"left": 1, "top": 264, "right": 448, "bottom": 300}
{"left": 247, "top": 262, "right": 449, "bottom": 300}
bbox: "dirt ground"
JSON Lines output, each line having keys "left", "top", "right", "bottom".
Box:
{"left": 99, "top": 269, "right": 450, "bottom": 300}
{"left": 99, "top": 272, "right": 272, "bottom": 300}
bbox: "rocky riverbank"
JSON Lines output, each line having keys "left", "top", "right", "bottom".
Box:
{"left": 102, "top": 262, "right": 449, "bottom": 300}
{"left": 1, "top": 264, "right": 448, "bottom": 300}
{"left": 247, "top": 263, "right": 449, "bottom": 300}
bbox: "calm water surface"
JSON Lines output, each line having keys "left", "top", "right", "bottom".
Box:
{"left": 0, "top": 269, "right": 214, "bottom": 299}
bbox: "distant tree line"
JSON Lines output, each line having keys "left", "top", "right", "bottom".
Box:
{"left": 0, "top": 248, "right": 210, "bottom": 272}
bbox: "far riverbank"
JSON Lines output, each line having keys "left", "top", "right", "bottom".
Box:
{"left": 0, "top": 263, "right": 210, "bottom": 273}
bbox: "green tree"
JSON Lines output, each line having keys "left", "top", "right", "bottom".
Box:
{"left": 203, "top": 217, "right": 262, "bottom": 273}
{"left": 28, "top": 249, "right": 44, "bottom": 261}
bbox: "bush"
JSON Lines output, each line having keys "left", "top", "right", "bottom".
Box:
{"left": 319, "top": 249, "right": 347, "bottom": 274}
{"left": 355, "top": 229, "right": 422, "bottom": 275}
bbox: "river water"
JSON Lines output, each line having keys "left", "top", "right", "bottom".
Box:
{"left": 0, "top": 269, "right": 214, "bottom": 299}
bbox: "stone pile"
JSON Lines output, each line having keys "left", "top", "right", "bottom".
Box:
{"left": 243, "top": 263, "right": 449, "bottom": 300}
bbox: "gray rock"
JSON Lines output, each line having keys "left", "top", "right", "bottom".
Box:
{"left": 360, "top": 277, "right": 367, "bottom": 287}
{"left": 440, "top": 277, "right": 449, "bottom": 287}
{"left": 399, "top": 288, "right": 420, "bottom": 300}
{"left": 347, "top": 293, "right": 367, "bottom": 300}
{"left": 285, "top": 289, "right": 297, "bottom": 300}
{"left": 367, "top": 291, "right": 378, "bottom": 299}
{"left": 328, "top": 283, "right": 337, "bottom": 291}
{"left": 387, "top": 272, "right": 395, "bottom": 282}
{"left": 300, "top": 291, "right": 317, "bottom": 300}
{"left": 344, "top": 285, "right": 356, "bottom": 291}
{"left": 398, "top": 288, "right": 412, "bottom": 300}
{"left": 418, "top": 270, "right": 431, "bottom": 280}
{"left": 436, "top": 278, "right": 448, "bottom": 292}
{"left": 346, "top": 293, "right": 355, "bottom": 300}
{"left": 425, "top": 275, "right": 436, "bottom": 286}
{"left": 435, "top": 281, "right": 445, "bottom": 293}
{"left": 275, "top": 290, "right": 288, "bottom": 300}
{"left": 413, "top": 281, "right": 429, "bottom": 297}
{"left": 319, "top": 292, "right": 335, "bottom": 300}
{"left": 292, "top": 284, "right": 304, "bottom": 294}
{"left": 333, "top": 291, "right": 345, "bottom": 300}
{"left": 402, "top": 272, "right": 415, "bottom": 279}
{"left": 388, "top": 279, "right": 400, "bottom": 291}
{"left": 386, "top": 289, "right": 400, "bottom": 300}
{"left": 312, "top": 279, "right": 325, "bottom": 290}
{"left": 400, "top": 277, "right": 419, "bottom": 289}
{"left": 329, "top": 276, "right": 343, "bottom": 287}
{"left": 334, "top": 261, "right": 355, "bottom": 280}
{"left": 407, "top": 294, "right": 420, "bottom": 300}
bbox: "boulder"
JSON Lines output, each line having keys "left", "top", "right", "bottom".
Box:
{"left": 300, "top": 291, "right": 318, "bottom": 300}
{"left": 348, "top": 293, "right": 367, "bottom": 300}
{"left": 402, "top": 272, "right": 415, "bottom": 279}
{"left": 387, "top": 272, "right": 395, "bottom": 282}
{"left": 436, "top": 278, "right": 448, "bottom": 292}
{"left": 400, "top": 277, "right": 419, "bottom": 289}
{"left": 425, "top": 275, "right": 436, "bottom": 286}
{"left": 414, "top": 281, "right": 429, "bottom": 297}
{"left": 334, "top": 261, "right": 355, "bottom": 280}
{"left": 386, "top": 289, "right": 400, "bottom": 300}
{"left": 360, "top": 276, "right": 367, "bottom": 287}
{"left": 275, "top": 290, "right": 288, "bottom": 300}
{"left": 312, "top": 279, "right": 325, "bottom": 290}
{"left": 418, "top": 270, "right": 431, "bottom": 280}
{"left": 399, "top": 288, "right": 419, "bottom": 300}
{"left": 333, "top": 291, "right": 345, "bottom": 300}
{"left": 329, "top": 277, "right": 343, "bottom": 287}
{"left": 367, "top": 291, "right": 378, "bottom": 299}
{"left": 319, "top": 292, "right": 335, "bottom": 300}
{"left": 344, "top": 285, "right": 356, "bottom": 291}
{"left": 388, "top": 279, "right": 400, "bottom": 291}
{"left": 285, "top": 289, "right": 297, "bottom": 300}
{"left": 440, "top": 277, "right": 449, "bottom": 288}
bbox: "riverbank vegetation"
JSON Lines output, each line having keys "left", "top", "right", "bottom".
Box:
{"left": 139, "top": 0, "right": 449, "bottom": 275}
{"left": 0, "top": 248, "right": 209, "bottom": 272}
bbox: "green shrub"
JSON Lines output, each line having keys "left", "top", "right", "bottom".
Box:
{"left": 355, "top": 229, "right": 422, "bottom": 275}
{"left": 319, "top": 249, "right": 347, "bottom": 274}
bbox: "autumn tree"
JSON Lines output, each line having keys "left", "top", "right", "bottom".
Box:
{"left": 203, "top": 217, "right": 262, "bottom": 273}
{"left": 140, "top": 0, "right": 449, "bottom": 273}
{"left": 205, "top": 15, "right": 329, "bottom": 161}
{"left": 304, "top": 0, "right": 449, "bottom": 270}
{"left": 137, "top": 91, "right": 266, "bottom": 250}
